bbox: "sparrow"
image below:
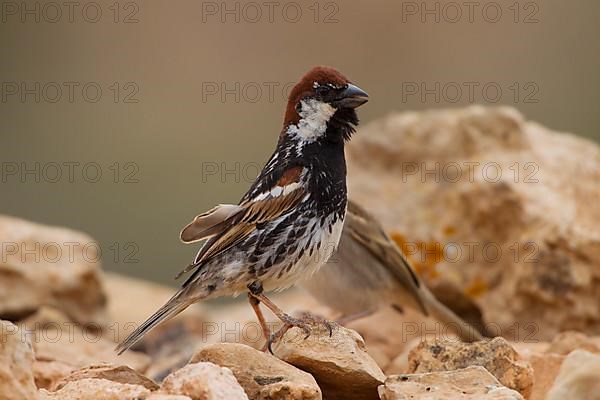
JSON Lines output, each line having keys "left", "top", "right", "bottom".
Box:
{"left": 116, "top": 66, "right": 369, "bottom": 354}
{"left": 302, "top": 200, "right": 484, "bottom": 342}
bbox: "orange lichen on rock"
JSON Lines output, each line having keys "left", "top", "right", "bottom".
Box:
{"left": 465, "top": 277, "right": 489, "bottom": 298}
{"left": 389, "top": 231, "right": 442, "bottom": 280}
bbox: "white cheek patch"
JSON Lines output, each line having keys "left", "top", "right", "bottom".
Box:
{"left": 287, "top": 99, "right": 336, "bottom": 143}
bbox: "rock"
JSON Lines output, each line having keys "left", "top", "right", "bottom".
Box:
{"left": 0, "top": 320, "right": 38, "bottom": 400}
{"left": 407, "top": 337, "right": 533, "bottom": 398}
{"left": 385, "top": 338, "right": 421, "bottom": 375}
{"left": 0, "top": 215, "right": 107, "bottom": 324}
{"left": 39, "top": 378, "right": 150, "bottom": 399}
{"left": 345, "top": 307, "right": 436, "bottom": 362}
{"left": 33, "top": 360, "right": 75, "bottom": 390}
{"left": 524, "top": 352, "right": 565, "bottom": 400}
{"left": 103, "top": 273, "right": 209, "bottom": 382}
{"left": 347, "top": 106, "right": 600, "bottom": 339}
{"left": 147, "top": 395, "right": 192, "bottom": 400}
{"left": 273, "top": 324, "right": 385, "bottom": 400}
{"left": 191, "top": 342, "right": 321, "bottom": 400}
{"left": 23, "top": 308, "right": 150, "bottom": 374}
{"left": 546, "top": 350, "right": 600, "bottom": 400}
{"left": 54, "top": 364, "right": 159, "bottom": 391}
{"left": 104, "top": 272, "right": 206, "bottom": 345}
{"left": 379, "top": 366, "right": 524, "bottom": 399}
{"left": 160, "top": 362, "right": 248, "bottom": 400}
{"left": 546, "top": 331, "right": 600, "bottom": 355}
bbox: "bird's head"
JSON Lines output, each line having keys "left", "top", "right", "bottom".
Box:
{"left": 282, "top": 66, "right": 368, "bottom": 143}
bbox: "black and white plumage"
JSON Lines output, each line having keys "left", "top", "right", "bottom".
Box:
{"left": 116, "top": 66, "right": 368, "bottom": 354}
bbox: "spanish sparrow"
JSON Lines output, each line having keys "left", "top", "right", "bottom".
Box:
{"left": 116, "top": 66, "right": 368, "bottom": 354}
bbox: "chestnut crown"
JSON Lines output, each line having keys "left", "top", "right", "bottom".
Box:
{"left": 283, "top": 66, "right": 368, "bottom": 127}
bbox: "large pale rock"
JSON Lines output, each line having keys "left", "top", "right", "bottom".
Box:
{"left": 379, "top": 366, "right": 524, "bottom": 399}
{"left": 160, "top": 362, "right": 248, "bottom": 400}
{"left": 39, "top": 378, "right": 150, "bottom": 399}
{"left": 0, "top": 216, "right": 107, "bottom": 324}
{"left": 407, "top": 337, "right": 533, "bottom": 398}
{"left": 54, "top": 364, "right": 159, "bottom": 391}
{"left": 191, "top": 342, "right": 321, "bottom": 400}
{"left": 273, "top": 325, "right": 385, "bottom": 400}
{"left": 0, "top": 320, "right": 38, "bottom": 400}
{"left": 22, "top": 307, "right": 150, "bottom": 376}
{"left": 546, "top": 350, "right": 600, "bottom": 400}
{"left": 347, "top": 106, "right": 600, "bottom": 339}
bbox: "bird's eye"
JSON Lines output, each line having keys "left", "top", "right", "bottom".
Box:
{"left": 315, "top": 85, "right": 331, "bottom": 97}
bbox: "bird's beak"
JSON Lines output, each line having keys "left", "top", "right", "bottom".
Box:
{"left": 334, "top": 84, "right": 369, "bottom": 109}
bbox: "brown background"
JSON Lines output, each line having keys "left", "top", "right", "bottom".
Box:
{"left": 1, "top": 0, "right": 599, "bottom": 285}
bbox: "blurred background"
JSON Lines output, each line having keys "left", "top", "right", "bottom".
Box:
{"left": 1, "top": 0, "right": 599, "bottom": 285}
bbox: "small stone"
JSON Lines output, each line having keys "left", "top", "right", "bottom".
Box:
{"left": 273, "top": 324, "right": 385, "bottom": 400}
{"left": 160, "top": 362, "right": 248, "bottom": 400}
{"left": 379, "top": 366, "right": 524, "bottom": 399}
{"left": 0, "top": 320, "right": 38, "bottom": 400}
{"left": 407, "top": 337, "right": 533, "bottom": 398}
{"left": 53, "top": 363, "right": 159, "bottom": 391}
{"left": 39, "top": 378, "right": 150, "bottom": 399}
{"left": 546, "top": 350, "right": 600, "bottom": 400}
{"left": 191, "top": 342, "right": 321, "bottom": 400}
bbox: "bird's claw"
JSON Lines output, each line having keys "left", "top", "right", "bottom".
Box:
{"left": 296, "top": 311, "right": 337, "bottom": 337}
{"left": 262, "top": 312, "right": 338, "bottom": 353}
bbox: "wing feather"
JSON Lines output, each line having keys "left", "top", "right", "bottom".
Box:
{"left": 176, "top": 165, "right": 308, "bottom": 285}
{"left": 180, "top": 204, "right": 244, "bottom": 243}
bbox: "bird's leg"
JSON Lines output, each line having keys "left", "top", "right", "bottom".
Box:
{"left": 247, "top": 292, "right": 271, "bottom": 343}
{"left": 247, "top": 282, "right": 311, "bottom": 353}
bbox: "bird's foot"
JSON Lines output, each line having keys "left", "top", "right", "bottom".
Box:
{"left": 262, "top": 312, "right": 337, "bottom": 354}
{"left": 296, "top": 311, "right": 337, "bottom": 337}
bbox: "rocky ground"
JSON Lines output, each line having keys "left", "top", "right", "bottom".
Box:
{"left": 2, "top": 106, "right": 600, "bottom": 399}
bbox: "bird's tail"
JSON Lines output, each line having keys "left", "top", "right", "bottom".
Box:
{"left": 417, "top": 286, "right": 484, "bottom": 343}
{"left": 115, "top": 290, "right": 192, "bottom": 355}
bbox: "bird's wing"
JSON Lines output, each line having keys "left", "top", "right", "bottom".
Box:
{"left": 177, "top": 165, "right": 308, "bottom": 284}
{"left": 180, "top": 204, "right": 245, "bottom": 243}
{"left": 345, "top": 200, "right": 428, "bottom": 314}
